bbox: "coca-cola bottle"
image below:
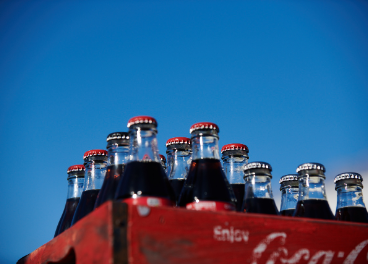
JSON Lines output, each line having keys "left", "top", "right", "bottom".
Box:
{"left": 242, "top": 162, "right": 279, "bottom": 215}
{"left": 334, "top": 172, "right": 368, "bottom": 223}
{"left": 71, "top": 149, "right": 108, "bottom": 225}
{"left": 177, "top": 122, "right": 235, "bottom": 212}
{"left": 221, "top": 143, "right": 249, "bottom": 212}
{"left": 279, "top": 174, "right": 299, "bottom": 216}
{"left": 94, "top": 132, "right": 129, "bottom": 208}
{"left": 54, "top": 165, "right": 85, "bottom": 237}
{"left": 115, "top": 116, "right": 175, "bottom": 206}
{"left": 159, "top": 154, "right": 167, "bottom": 172}
{"left": 293, "top": 163, "right": 334, "bottom": 220}
{"left": 166, "top": 137, "right": 192, "bottom": 204}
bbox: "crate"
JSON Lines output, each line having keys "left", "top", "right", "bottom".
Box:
{"left": 17, "top": 201, "right": 368, "bottom": 264}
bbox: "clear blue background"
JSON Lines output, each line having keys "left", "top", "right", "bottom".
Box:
{"left": 1, "top": 1, "right": 368, "bottom": 262}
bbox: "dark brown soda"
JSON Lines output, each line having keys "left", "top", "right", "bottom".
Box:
{"left": 242, "top": 198, "right": 279, "bottom": 215}
{"left": 293, "top": 199, "right": 334, "bottom": 220}
{"left": 177, "top": 159, "right": 234, "bottom": 207}
{"left": 335, "top": 207, "right": 368, "bottom": 223}
{"left": 55, "top": 197, "right": 80, "bottom": 236}
{"left": 281, "top": 209, "right": 295, "bottom": 216}
{"left": 95, "top": 164, "right": 125, "bottom": 208}
{"left": 170, "top": 178, "right": 185, "bottom": 204}
{"left": 115, "top": 161, "right": 175, "bottom": 202}
{"left": 231, "top": 183, "right": 245, "bottom": 212}
{"left": 54, "top": 206, "right": 66, "bottom": 237}
{"left": 71, "top": 189, "right": 99, "bottom": 225}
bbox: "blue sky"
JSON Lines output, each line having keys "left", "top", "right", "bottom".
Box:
{"left": 1, "top": 1, "right": 368, "bottom": 262}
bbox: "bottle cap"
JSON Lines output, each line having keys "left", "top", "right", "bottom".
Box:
{"left": 83, "top": 149, "right": 108, "bottom": 160}
{"left": 244, "top": 161, "right": 272, "bottom": 172}
{"left": 166, "top": 137, "right": 191, "bottom": 146}
{"left": 296, "top": 162, "right": 325, "bottom": 173}
{"left": 296, "top": 162, "right": 326, "bottom": 178}
{"left": 190, "top": 122, "right": 219, "bottom": 134}
{"left": 106, "top": 132, "right": 130, "bottom": 147}
{"left": 67, "top": 165, "right": 85, "bottom": 174}
{"left": 221, "top": 143, "right": 249, "bottom": 154}
{"left": 279, "top": 174, "right": 299, "bottom": 183}
{"left": 127, "top": 116, "right": 157, "bottom": 128}
{"left": 106, "top": 132, "right": 129, "bottom": 142}
{"left": 244, "top": 161, "right": 273, "bottom": 178}
{"left": 334, "top": 172, "right": 363, "bottom": 183}
{"left": 159, "top": 154, "right": 166, "bottom": 163}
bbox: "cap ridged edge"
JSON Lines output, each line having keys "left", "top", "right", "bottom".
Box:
{"left": 334, "top": 172, "right": 363, "bottom": 183}
{"left": 106, "top": 132, "right": 130, "bottom": 142}
{"left": 67, "top": 165, "right": 85, "bottom": 173}
{"left": 83, "top": 149, "right": 108, "bottom": 160}
{"left": 166, "top": 137, "right": 191, "bottom": 147}
{"left": 127, "top": 116, "right": 157, "bottom": 128}
{"left": 296, "top": 163, "right": 325, "bottom": 173}
{"left": 244, "top": 162, "right": 272, "bottom": 171}
{"left": 221, "top": 143, "right": 249, "bottom": 153}
{"left": 190, "top": 122, "right": 219, "bottom": 134}
{"left": 279, "top": 174, "right": 299, "bottom": 184}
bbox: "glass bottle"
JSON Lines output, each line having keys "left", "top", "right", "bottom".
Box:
{"left": 293, "top": 162, "right": 334, "bottom": 220}
{"left": 279, "top": 174, "right": 299, "bottom": 216}
{"left": 94, "top": 132, "right": 129, "bottom": 208}
{"left": 159, "top": 154, "right": 167, "bottom": 172}
{"left": 242, "top": 162, "right": 279, "bottom": 215}
{"left": 166, "top": 137, "right": 192, "bottom": 204}
{"left": 335, "top": 172, "right": 368, "bottom": 223}
{"left": 54, "top": 165, "right": 85, "bottom": 237}
{"left": 115, "top": 116, "right": 175, "bottom": 206}
{"left": 177, "top": 122, "right": 235, "bottom": 212}
{"left": 221, "top": 143, "right": 249, "bottom": 212}
{"left": 71, "top": 149, "right": 108, "bottom": 225}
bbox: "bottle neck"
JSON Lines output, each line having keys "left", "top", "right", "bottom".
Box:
{"left": 298, "top": 175, "right": 327, "bottom": 201}
{"left": 84, "top": 160, "right": 107, "bottom": 191}
{"left": 66, "top": 176, "right": 84, "bottom": 199}
{"left": 107, "top": 144, "right": 129, "bottom": 166}
{"left": 167, "top": 149, "right": 192, "bottom": 180}
{"left": 222, "top": 155, "right": 248, "bottom": 184}
{"left": 191, "top": 134, "right": 220, "bottom": 160}
{"left": 280, "top": 186, "right": 299, "bottom": 211}
{"left": 244, "top": 175, "right": 274, "bottom": 199}
{"left": 336, "top": 185, "right": 366, "bottom": 209}
{"left": 129, "top": 127, "right": 160, "bottom": 163}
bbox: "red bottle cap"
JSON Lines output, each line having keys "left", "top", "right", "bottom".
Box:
{"left": 127, "top": 116, "right": 157, "bottom": 128}
{"left": 159, "top": 154, "right": 166, "bottom": 163}
{"left": 189, "top": 122, "right": 219, "bottom": 134}
{"left": 221, "top": 143, "right": 249, "bottom": 153}
{"left": 67, "top": 164, "right": 85, "bottom": 173}
{"left": 166, "top": 137, "right": 191, "bottom": 147}
{"left": 83, "top": 149, "right": 108, "bottom": 160}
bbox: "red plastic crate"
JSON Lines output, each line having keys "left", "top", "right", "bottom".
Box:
{"left": 18, "top": 201, "right": 368, "bottom": 264}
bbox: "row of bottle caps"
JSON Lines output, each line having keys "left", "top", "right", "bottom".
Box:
{"left": 53, "top": 116, "right": 367, "bottom": 238}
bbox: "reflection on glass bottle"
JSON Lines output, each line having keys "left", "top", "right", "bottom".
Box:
{"left": 159, "top": 154, "right": 167, "bottom": 172}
